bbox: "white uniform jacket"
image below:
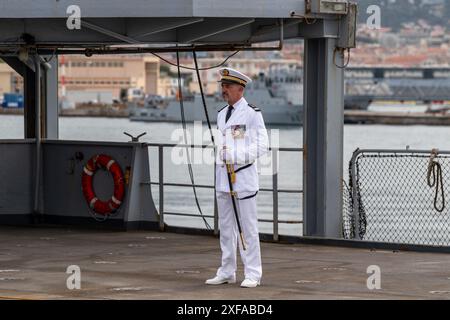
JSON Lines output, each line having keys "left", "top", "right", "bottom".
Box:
{"left": 215, "top": 97, "right": 269, "bottom": 193}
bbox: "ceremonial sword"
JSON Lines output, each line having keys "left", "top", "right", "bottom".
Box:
{"left": 225, "top": 158, "right": 247, "bottom": 251}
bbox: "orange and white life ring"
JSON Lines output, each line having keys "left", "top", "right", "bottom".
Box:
{"left": 81, "top": 154, "right": 125, "bottom": 215}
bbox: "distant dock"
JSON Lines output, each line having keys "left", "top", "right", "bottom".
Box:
{"left": 3, "top": 107, "right": 450, "bottom": 126}
{"left": 344, "top": 110, "right": 450, "bottom": 126}
{"left": 0, "top": 106, "right": 129, "bottom": 118}
{"left": 0, "top": 107, "right": 23, "bottom": 115}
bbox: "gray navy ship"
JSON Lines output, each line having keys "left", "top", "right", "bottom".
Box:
{"left": 129, "top": 66, "right": 304, "bottom": 126}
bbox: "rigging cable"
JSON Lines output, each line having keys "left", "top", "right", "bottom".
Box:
{"left": 176, "top": 50, "right": 212, "bottom": 230}
{"left": 193, "top": 50, "right": 215, "bottom": 146}
{"left": 152, "top": 51, "right": 239, "bottom": 71}
{"left": 427, "top": 148, "right": 445, "bottom": 212}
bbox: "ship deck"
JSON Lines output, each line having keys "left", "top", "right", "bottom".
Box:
{"left": 1, "top": 226, "right": 450, "bottom": 300}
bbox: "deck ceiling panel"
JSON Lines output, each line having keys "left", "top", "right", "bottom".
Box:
{"left": 0, "top": 0, "right": 193, "bottom": 18}
{"left": 0, "top": 0, "right": 305, "bottom": 18}
{"left": 127, "top": 18, "right": 205, "bottom": 39}
{"left": 176, "top": 18, "right": 256, "bottom": 43}
{"left": 0, "top": 18, "right": 130, "bottom": 46}
{"left": 203, "top": 20, "right": 306, "bottom": 44}
{"left": 0, "top": 18, "right": 339, "bottom": 47}
{"left": 0, "top": 0, "right": 346, "bottom": 50}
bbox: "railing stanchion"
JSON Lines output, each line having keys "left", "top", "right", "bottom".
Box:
{"left": 272, "top": 148, "right": 279, "bottom": 241}
{"left": 214, "top": 160, "right": 219, "bottom": 235}
{"left": 159, "top": 145, "right": 164, "bottom": 231}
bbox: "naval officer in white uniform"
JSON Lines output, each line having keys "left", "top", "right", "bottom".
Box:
{"left": 205, "top": 68, "right": 269, "bottom": 288}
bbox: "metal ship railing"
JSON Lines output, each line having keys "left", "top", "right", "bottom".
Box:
{"left": 143, "top": 143, "right": 303, "bottom": 241}
{"left": 346, "top": 148, "right": 450, "bottom": 247}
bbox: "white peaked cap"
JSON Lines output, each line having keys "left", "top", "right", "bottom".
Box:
{"left": 218, "top": 67, "right": 252, "bottom": 87}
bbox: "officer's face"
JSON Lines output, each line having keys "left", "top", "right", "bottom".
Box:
{"left": 221, "top": 83, "right": 244, "bottom": 104}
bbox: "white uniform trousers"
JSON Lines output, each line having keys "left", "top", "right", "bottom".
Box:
{"left": 216, "top": 191, "right": 262, "bottom": 281}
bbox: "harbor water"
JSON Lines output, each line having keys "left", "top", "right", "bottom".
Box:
{"left": 1, "top": 114, "right": 450, "bottom": 236}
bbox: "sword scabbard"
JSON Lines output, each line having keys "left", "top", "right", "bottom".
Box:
{"left": 240, "top": 232, "right": 247, "bottom": 251}
{"left": 225, "top": 162, "right": 245, "bottom": 250}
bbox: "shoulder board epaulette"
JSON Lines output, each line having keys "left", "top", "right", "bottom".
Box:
{"left": 218, "top": 105, "right": 228, "bottom": 112}
{"left": 248, "top": 103, "right": 261, "bottom": 112}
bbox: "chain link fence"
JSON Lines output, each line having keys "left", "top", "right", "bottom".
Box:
{"left": 342, "top": 179, "right": 355, "bottom": 240}
{"left": 344, "top": 149, "right": 450, "bottom": 246}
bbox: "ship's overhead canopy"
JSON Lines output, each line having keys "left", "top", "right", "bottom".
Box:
{"left": 0, "top": 0, "right": 355, "bottom": 53}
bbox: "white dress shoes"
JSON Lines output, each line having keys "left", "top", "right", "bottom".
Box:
{"left": 205, "top": 275, "right": 236, "bottom": 285}
{"left": 240, "top": 278, "right": 260, "bottom": 288}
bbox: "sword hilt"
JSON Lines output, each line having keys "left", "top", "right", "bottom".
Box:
{"left": 226, "top": 163, "right": 236, "bottom": 184}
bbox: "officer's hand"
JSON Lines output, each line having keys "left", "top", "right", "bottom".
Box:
{"left": 220, "top": 145, "right": 230, "bottom": 162}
